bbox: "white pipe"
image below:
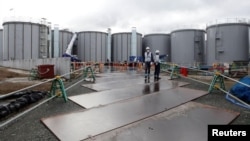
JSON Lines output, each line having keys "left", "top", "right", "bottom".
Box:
{"left": 131, "top": 27, "right": 137, "bottom": 56}
{"left": 53, "top": 25, "right": 59, "bottom": 57}
{"left": 107, "top": 28, "right": 111, "bottom": 61}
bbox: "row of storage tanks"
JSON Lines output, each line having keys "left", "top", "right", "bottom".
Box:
{"left": 0, "top": 20, "right": 250, "bottom": 66}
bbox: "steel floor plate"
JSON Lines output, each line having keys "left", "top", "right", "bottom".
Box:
{"left": 70, "top": 80, "right": 189, "bottom": 108}
{"left": 94, "top": 73, "right": 144, "bottom": 83}
{"left": 84, "top": 102, "right": 240, "bottom": 141}
{"left": 41, "top": 87, "right": 208, "bottom": 141}
{"left": 95, "top": 71, "right": 139, "bottom": 77}
{"left": 82, "top": 76, "right": 171, "bottom": 91}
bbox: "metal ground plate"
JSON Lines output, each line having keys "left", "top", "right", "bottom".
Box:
{"left": 41, "top": 87, "right": 208, "bottom": 141}
{"left": 84, "top": 101, "right": 240, "bottom": 141}
{"left": 82, "top": 75, "right": 172, "bottom": 91}
{"left": 70, "top": 79, "right": 189, "bottom": 108}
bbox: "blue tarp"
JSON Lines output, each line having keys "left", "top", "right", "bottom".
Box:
{"left": 229, "top": 76, "right": 250, "bottom": 103}
{"left": 129, "top": 56, "right": 143, "bottom": 62}
{"left": 62, "top": 53, "right": 81, "bottom": 62}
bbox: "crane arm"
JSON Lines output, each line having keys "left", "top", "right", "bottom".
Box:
{"left": 65, "top": 33, "right": 77, "bottom": 55}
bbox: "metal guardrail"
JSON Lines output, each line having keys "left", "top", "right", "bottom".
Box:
{"left": 0, "top": 63, "right": 97, "bottom": 129}
{"left": 160, "top": 62, "right": 250, "bottom": 109}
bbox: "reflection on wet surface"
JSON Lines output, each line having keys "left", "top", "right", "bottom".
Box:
{"left": 154, "top": 82, "right": 160, "bottom": 92}
{"left": 142, "top": 82, "right": 160, "bottom": 94}
{"left": 70, "top": 79, "right": 189, "bottom": 109}
{"left": 82, "top": 75, "right": 181, "bottom": 91}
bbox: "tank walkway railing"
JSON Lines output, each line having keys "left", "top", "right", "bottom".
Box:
{"left": 206, "top": 18, "right": 250, "bottom": 27}
{"left": 0, "top": 63, "right": 98, "bottom": 129}
{"left": 160, "top": 62, "right": 250, "bottom": 110}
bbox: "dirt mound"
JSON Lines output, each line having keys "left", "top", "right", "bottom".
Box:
{"left": 0, "top": 67, "right": 51, "bottom": 95}
{"left": 0, "top": 67, "right": 29, "bottom": 81}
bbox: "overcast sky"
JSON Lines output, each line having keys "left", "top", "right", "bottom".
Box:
{"left": 0, "top": 0, "right": 250, "bottom": 34}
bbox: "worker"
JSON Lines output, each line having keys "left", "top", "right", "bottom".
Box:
{"left": 154, "top": 50, "right": 161, "bottom": 81}
{"left": 143, "top": 46, "right": 154, "bottom": 81}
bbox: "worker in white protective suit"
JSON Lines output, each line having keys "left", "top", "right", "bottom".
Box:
{"left": 154, "top": 50, "right": 161, "bottom": 81}
{"left": 143, "top": 46, "right": 154, "bottom": 81}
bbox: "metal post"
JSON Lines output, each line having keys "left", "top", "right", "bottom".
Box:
{"left": 208, "top": 71, "right": 226, "bottom": 93}
{"left": 50, "top": 76, "right": 68, "bottom": 102}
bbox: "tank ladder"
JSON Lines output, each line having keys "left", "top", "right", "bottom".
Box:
{"left": 39, "top": 18, "right": 47, "bottom": 58}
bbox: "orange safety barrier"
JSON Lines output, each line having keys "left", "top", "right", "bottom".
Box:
{"left": 137, "top": 62, "right": 143, "bottom": 72}
{"left": 99, "top": 62, "right": 104, "bottom": 73}
{"left": 72, "top": 62, "right": 84, "bottom": 70}
{"left": 119, "top": 62, "right": 127, "bottom": 71}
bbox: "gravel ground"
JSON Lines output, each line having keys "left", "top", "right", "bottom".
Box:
{"left": 0, "top": 74, "right": 250, "bottom": 141}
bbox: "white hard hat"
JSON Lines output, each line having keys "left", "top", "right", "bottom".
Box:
{"left": 146, "top": 47, "right": 150, "bottom": 50}
{"left": 155, "top": 50, "right": 159, "bottom": 53}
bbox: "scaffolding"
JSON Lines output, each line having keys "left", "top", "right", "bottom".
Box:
{"left": 39, "top": 18, "right": 47, "bottom": 58}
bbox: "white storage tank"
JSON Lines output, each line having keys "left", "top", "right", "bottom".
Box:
{"left": 143, "top": 33, "right": 171, "bottom": 62}
{"left": 2, "top": 20, "right": 49, "bottom": 60}
{"left": 171, "top": 29, "right": 205, "bottom": 66}
{"left": 77, "top": 31, "right": 108, "bottom": 62}
{"left": 206, "top": 20, "right": 250, "bottom": 65}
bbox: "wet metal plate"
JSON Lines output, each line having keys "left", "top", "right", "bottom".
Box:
{"left": 41, "top": 87, "right": 208, "bottom": 141}
{"left": 82, "top": 77, "right": 147, "bottom": 91}
{"left": 94, "top": 73, "right": 144, "bottom": 83}
{"left": 84, "top": 102, "right": 240, "bottom": 141}
{"left": 95, "top": 71, "right": 140, "bottom": 77}
{"left": 82, "top": 76, "right": 171, "bottom": 91}
{"left": 70, "top": 80, "right": 189, "bottom": 108}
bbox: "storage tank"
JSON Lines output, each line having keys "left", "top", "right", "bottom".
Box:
{"left": 0, "top": 29, "right": 3, "bottom": 61}
{"left": 2, "top": 20, "right": 49, "bottom": 60}
{"left": 143, "top": 33, "right": 171, "bottom": 62}
{"left": 111, "top": 32, "right": 142, "bottom": 62}
{"left": 171, "top": 29, "right": 205, "bottom": 66}
{"left": 77, "top": 31, "right": 108, "bottom": 62}
{"left": 206, "top": 22, "right": 250, "bottom": 65}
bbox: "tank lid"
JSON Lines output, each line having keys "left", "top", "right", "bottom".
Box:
{"left": 59, "top": 29, "right": 74, "bottom": 33}
{"left": 171, "top": 29, "right": 206, "bottom": 34}
{"left": 3, "top": 16, "right": 49, "bottom": 26}
{"left": 143, "top": 33, "right": 170, "bottom": 37}
{"left": 77, "top": 31, "right": 108, "bottom": 34}
{"left": 112, "top": 32, "right": 142, "bottom": 36}
{"left": 171, "top": 24, "right": 205, "bottom": 32}
{"left": 206, "top": 18, "right": 250, "bottom": 27}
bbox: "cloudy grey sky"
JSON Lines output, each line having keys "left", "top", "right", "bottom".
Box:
{"left": 0, "top": 0, "right": 250, "bottom": 34}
